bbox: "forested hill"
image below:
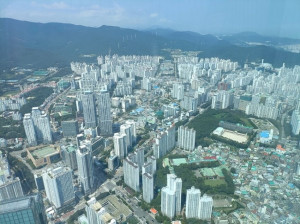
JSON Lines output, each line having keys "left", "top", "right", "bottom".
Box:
{"left": 1, "top": 18, "right": 300, "bottom": 73}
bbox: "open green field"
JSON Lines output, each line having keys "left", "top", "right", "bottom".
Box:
{"left": 204, "top": 179, "right": 227, "bottom": 187}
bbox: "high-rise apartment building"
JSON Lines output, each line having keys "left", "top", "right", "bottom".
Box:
{"left": 61, "top": 145, "right": 78, "bottom": 170}
{"left": 291, "top": 110, "right": 300, "bottom": 135}
{"left": 39, "top": 113, "right": 52, "bottom": 143}
{"left": 199, "top": 194, "right": 213, "bottom": 220}
{"left": 76, "top": 145, "right": 94, "bottom": 195}
{"left": 23, "top": 108, "right": 52, "bottom": 145}
{"left": 42, "top": 166, "right": 75, "bottom": 209}
{"left": 172, "top": 83, "right": 184, "bottom": 100}
{"left": 161, "top": 187, "right": 176, "bottom": 219}
{"left": 0, "top": 178, "right": 24, "bottom": 202}
{"left": 153, "top": 124, "right": 176, "bottom": 159}
{"left": 81, "top": 91, "right": 97, "bottom": 128}
{"left": 178, "top": 126, "right": 196, "bottom": 151}
{"left": 97, "top": 90, "right": 113, "bottom": 136}
{"left": 185, "top": 186, "right": 201, "bottom": 218}
{"left": 142, "top": 172, "right": 154, "bottom": 203}
{"left": 161, "top": 174, "right": 182, "bottom": 218}
{"left": 120, "top": 124, "right": 133, "bottom": 148}
{"left": 23, "top": 113, "right": 37, "bottom": 146}
{"left": 123, "top": 157, "right": 140, "bottom": 192}
{"left": 113, "top": 133, "right": 127, "bottom": 159}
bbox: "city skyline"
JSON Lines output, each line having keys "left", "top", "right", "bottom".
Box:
{"left": 0, "top": 0, "right": 300, "bottom": 39}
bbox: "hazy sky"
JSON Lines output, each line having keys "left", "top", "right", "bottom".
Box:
{"left": 1, "top": 0, "right": 300, "bottom": 38}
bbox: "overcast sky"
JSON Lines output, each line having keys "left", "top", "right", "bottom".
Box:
{"left": 1, "top": 0, "right": 300, "bottom": 38}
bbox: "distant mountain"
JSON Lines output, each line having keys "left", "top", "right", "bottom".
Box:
{"left": 1, "top": 18, "right": 300, "bottom": 74}
{"left": 221, "top": 31, "right": 300, "bottom": 46}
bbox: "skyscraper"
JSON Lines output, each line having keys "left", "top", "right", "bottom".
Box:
{"left": 42, "top": 166, "right": 75, "bottom": 209}
{"left": 153, "top": 124, "right": 176, "bottom": 159}
{"left": 39, "top": 113, "right": 52, "bottom": 143}
{"left": 81, "top": 91, "right": 97, "bottom": 128}
{"left": 185, "top": 186, "right": 201, "bottom": 219}
{"left": 0, "top": 178, "right": 24, "bottom": 202}
{"left": 23, "top": 108, "right": 52, "bottom": 145}
{"left": 123, "top": 158, "right": 140, "bottom": 192}
{"left": 142, "top": 173, "right": 154, "bottom": 203}
{"left": 120, "top": 124, "right": 133, "bottom": 148}
{"left": 0, "top": 193, "right": 47, "bottom": 224}
{"left": 127, "top": 148, "right": 144, "bottom": 170}
{"left": 199, "top": 194, "right": 213, "bottom": 220}
{"left": 61, "top": 145, "right": 78, "bottom": 170}
{"left": 161, "top": 187, "right": 176, "bottom": 219}
{"left": 97, "top": 90, "right": 112, "bottom": 136}
{"left": 31, "top": 107, "right": 42, "bottom": 139}
{"left": 113, "top": 133, "right": 127, "bottom": 159}
{"left": 125, "top": 120, "right": 137, "bottom": 144}
{"left": 76, "top": 145, "right": 94, "bottom": 195}
{"left": 178, "top": 126, "right": 196, "bottom": 151}
{"left": 161, "top": 174, "right": 182, "bottom": 218}
{"left": 172, "top": 83, "right": 184, "bottom": 100}
{"left": 23, "top": 113, "right": 37, "bottom": 146}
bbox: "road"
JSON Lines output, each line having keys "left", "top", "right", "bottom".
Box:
{"left": 115, "top": 186, "right": 159, "bottom": 224}
{"left": 42, "top": 87, "right": 71, "bottom": 113}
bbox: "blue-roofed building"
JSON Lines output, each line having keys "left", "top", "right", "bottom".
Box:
{"left": 136, "top": 108, "right": 144, "bottom": 113}
{"left": 259, "top": 129, "right": 273, "bottom": 144}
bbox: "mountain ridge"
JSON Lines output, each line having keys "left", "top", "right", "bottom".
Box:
{"left": 1, "top": 18, "right": 300, "bottom": 73}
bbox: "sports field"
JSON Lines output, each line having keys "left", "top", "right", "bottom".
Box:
{"left": 32, "top": 146, "right": 58, "bottom": 158}
{"left": 221, "top": 129, "right": 248, "bottom": 143}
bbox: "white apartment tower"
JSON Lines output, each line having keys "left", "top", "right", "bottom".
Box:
{"left": 291, "top": 110, "right": 300, "bottom": 135}
{"left": 199, "top": 194, "right": 213, "bottom": 220}
{"left": 113, "top": 133, "right": 127, "bottom": 159}
{"left": 123, "top": 158, "right": 140, "bottom": 192}
{"left": 185, "top": 186, "right": 201, "bottom": 218}
{"left": 142, "top": 173, "right": 154, "bottom": 203}
{"left": 23, "top": 113, "right": 37, "bottom": 146}
{"left": 97, "top": 90, "right": 112, "bottom": 136}
{"left": 39, "top": 113, "right": 52, "bottom": 143}
{"left": 81, "top": 91, "right": 97, "bottom": 128}
{"left": 23, "top": 108, "right": 52, "bottom": 145}
{"left": 161, "top": 187, "right": 176, "bottom": 219}
{"left": 76, "top": 145, "right": 94, "bottom": 195}
{"left": 172, "top": 83, "right": 184, "bottom": 100}
{"left": 178, "top": 126, "right": 196, "bottom": 151}
{"left": 42, "top": 167, "right": 75, "bottom": 209}
{"left": 161, "top": 174, "right": 182, "bottom": 218}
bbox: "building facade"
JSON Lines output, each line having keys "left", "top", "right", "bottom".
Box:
{"left": 42, "top": 167, "right": 75, "bottom": 209}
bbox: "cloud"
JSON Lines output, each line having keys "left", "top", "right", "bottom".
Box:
{"left": 31, "top": 1, "right": 70, "bottom": 10}
{"left": 150, "top": 13, "right": 158, "bottom": 18}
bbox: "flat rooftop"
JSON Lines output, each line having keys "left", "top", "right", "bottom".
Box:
{"left": 31, "top": 146, "right": 58, "bottom": 158}
{"left": 0, "top": 195, "right": 38, "bottom": 214}
{"left": 100, "top": 195, "right": 132, "bottom": 219}
{"left": 171, "top": 158, "right": 188, "bottom": 166}
{"left": 66, "top": 145, "right": 77, "bottom": 153}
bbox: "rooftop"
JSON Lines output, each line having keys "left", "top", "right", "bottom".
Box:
{"left": 31, "top": 145, "right": 59, "bottom": 159}
{"left": 0, "top": 195, "right": 38, "bottom": 214}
